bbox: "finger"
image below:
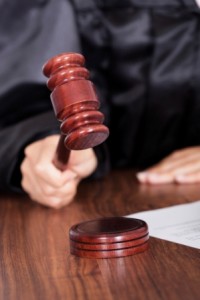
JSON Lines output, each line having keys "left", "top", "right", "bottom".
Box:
{"left": 68, "top": 149, "right": 97, "bottom": 178}
{"left": 37, "top": 177, "right": 80, "bottom": 199}
{"left": 22, "top": 171, "right": 77, "bottom": 209}
{"left": 142, "top": 147, "right": 200, "bottom": 173}
{"left": 149, "top": 154, "right": 200, "bottom": 183}
{"left": 172, "top": 159, "right": 200, "bottom": 176}
{"left": 34, "top": 163, "right": 77, "bottom": 188}
{"left": 136, "top": 167, "right": 175, "bottom": 184}
{"left": 35, "top": 179, "right": 79, "bottom": 208}
{"left": 144, "top": 173, "right": 174, "bottom": 184}
{"left": 175, "top": 171, "right": 200, "bottom": 184}
{"left": 137, "top": 148, "right": 200, "bottom": 183}
{"left": 22, "top": 159, "right": 79, "bottom": 208}
{"left": 25, "top": 135, "right": 64, "bottom": 185}
{"left": 21, "top": 158, "right": 42, "bottom": 197}
{"left": 26, "top": 142, "right": 77, "bottom": 188}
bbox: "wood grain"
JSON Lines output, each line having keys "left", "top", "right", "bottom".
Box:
{"left": 0, "top": 169, "right": 199, "bottom": 300}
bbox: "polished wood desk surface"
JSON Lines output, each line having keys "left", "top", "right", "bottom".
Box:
{"left": 0, "top": 169, "right": 199, "bottom": 300}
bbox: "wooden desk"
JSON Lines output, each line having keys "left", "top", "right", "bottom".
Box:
{"left": 0, "top": 169, "right": 199, "bottom": 300}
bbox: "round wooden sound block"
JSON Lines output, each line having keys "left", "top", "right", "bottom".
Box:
{"left": 69, "top": 217, "right": 149, "bottom": 259}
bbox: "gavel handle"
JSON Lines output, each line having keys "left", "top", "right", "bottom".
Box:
{"left": 53, "top": 135, "right": 70, "bottom": 171}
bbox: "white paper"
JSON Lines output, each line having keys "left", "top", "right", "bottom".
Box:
{"left": 127, "top": 201, "right": 200, "bottom": 249}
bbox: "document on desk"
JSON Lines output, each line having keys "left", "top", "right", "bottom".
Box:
{"left": 127, "top": 201, "right": 200, "bottom": 249}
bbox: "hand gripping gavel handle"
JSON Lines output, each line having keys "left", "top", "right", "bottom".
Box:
{"left": 42, "top": 52, "right": 109, "bottom": 171}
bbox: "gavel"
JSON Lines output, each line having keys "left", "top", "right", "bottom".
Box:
{"left": 43, "top": 53, "right": 149, "bottom": 259}
{"left": 43, "top": 52, "right": 109, "bottom": 171}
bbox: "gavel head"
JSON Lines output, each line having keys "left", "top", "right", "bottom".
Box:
{"left": 43, "top": 52, "right": 109, "bottom": 150}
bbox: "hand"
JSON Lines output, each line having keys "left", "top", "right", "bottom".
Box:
{"left": 21, "top": 135, "right": 97, "bottom": 208}
{"left": 136, "top": 146, "right": 200, "bottom": 184}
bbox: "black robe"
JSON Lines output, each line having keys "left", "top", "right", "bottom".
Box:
{"left": 0, "top": 0, "right": 82, "bottom": 191}
{"left": 0, "top": 0, "right": 200, "bottom": 192}
{"left": 73, "top": 0, "right": 200, "bottom": 168}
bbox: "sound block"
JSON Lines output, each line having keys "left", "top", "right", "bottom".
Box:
{"left": 69, "top": 217, "right": 149, "bottom": 259}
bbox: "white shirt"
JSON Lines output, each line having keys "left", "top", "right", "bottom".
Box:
{"left": 195, "top": 0, "right": 200, "bottom": 7}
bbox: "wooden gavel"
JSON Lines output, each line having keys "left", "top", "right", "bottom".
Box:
{"left": 43, "top": 52, "right": 109, "bottom": 171}
{"left": 43, "top": 53, "right": 149, "bottom": 260}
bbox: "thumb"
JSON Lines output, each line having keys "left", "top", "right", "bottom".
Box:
{"left": 67, "top": 149, "right": 98, "bottom": 178}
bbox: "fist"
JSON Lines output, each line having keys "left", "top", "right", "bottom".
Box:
{"left": 21, "top": 135, "right": 97, "bottom": 208}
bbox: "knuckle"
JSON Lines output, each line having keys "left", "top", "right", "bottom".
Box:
{"left": 52, "top": 181, "right": 63, "bottom": 189}
{"left": 41, "top": 185, "right": 54, "bottom": 196}
{"left": 20, "top": 161, "right": 26, "bottom": 174}
{"left": 21, "top": 178, "right": 26, "bottom": 190}
{"left": 24, "top": 145, "right": 32, "bottom": 157}
{"left": 34, "top": 164, "right": 46, "bottom": 176}
{"left": 21, "top": 179, "right": 32, "bottom": 197}
{"left": 66, "top": 183, "right": 77, "bottom": 198}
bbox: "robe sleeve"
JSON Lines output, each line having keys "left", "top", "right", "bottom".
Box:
{"left": 0, "top": 0, "right": 110, "bottom": 192}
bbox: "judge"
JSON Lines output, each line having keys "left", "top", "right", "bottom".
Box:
{"left": 1, "top": 0, "right": 200, "bottom": 208}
